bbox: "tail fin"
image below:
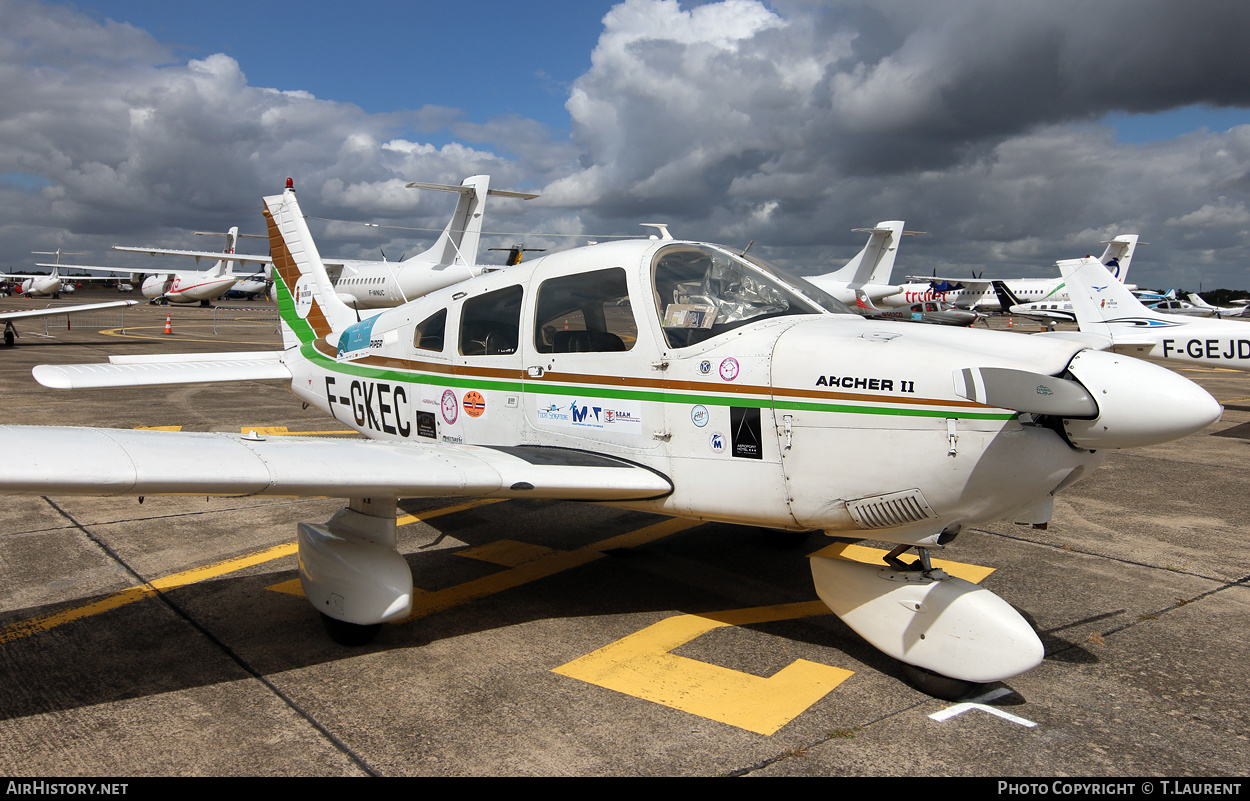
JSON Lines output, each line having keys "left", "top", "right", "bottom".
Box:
{"left": 212, "top": 226, "right": 240, "bottom": 278}
{"left": 819, "top": 221, "right": 921, "bottom": 287}
{"left": 1058, "top": 256, "right": 1160, "bottom": 336}
{"left": 264, "top": 182, "right": 359, "bottom": 348}
{"left": 990, "top": 280, "right": 1024, "bottom": 311}
{"left": 1097, "top": 235, "right": 1140, "bottom": 281}
{"left": 404, "top": 175, "right": 539, "bottom": 268}
{"left": 854, "top": 289, "right": 879, "bottom": 312}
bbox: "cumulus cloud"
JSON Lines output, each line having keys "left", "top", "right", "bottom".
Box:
{"left": 548, "top": 0, "right": 1250, "bottom": 287}
{"left": 3, "top": 0, "right": 1250, "bottom": 289}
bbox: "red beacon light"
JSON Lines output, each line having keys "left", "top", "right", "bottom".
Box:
{"left": 286, "top": 177, "right": 294, "bottom": 189}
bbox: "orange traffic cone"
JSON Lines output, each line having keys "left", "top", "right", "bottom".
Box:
{"left": 164, "top": 314, "right": 173, "bottom": 334}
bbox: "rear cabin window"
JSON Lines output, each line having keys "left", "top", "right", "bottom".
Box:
{"left": 413, "top": 308, "right": 445, "bottom": 352}
{"left": 459, "top": 285, "right": 522, "bottom": 356}
{"left": 534, "top": 268, "right": 637, "bottom": 353}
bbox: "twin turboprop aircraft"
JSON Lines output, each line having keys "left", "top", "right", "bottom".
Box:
{"left": 111, "top": 176, "right": 538, "bottom": 310}
{"left": 54, "top": 229, "right": 252, "bottom": 305}
{"left": 880, "top": 235, "right": 1142, "bottom": 310}
{"left": 0, "top": 182, "right": 1223, "bottom": 699}
{"left": 1059, "top": 256, "right": 1250, "bottom": 370}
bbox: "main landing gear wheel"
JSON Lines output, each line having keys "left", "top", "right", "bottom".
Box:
{"left": 319, "top": 613, "right": 382, "bottom": 646}
{"left": 3, "top": 327, "right": 14, "bottom": 347}
{"left": 900, "top": 662, "right": 981, "bottom": 701}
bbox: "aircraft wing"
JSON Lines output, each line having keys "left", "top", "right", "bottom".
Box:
{"left": 0, "top": 300, "right": 139, "bottom": 322}
{"left": 34, "top": 264, "right": 143, "bottom": 278}
{"left": 112, "top": 246, "right": 274, "bottom": 265}
{"left": 0, "top": 426, "right": 672, "bottom": 502}
{"left": 33, "top": 353, "right": 292, "bottom": 389}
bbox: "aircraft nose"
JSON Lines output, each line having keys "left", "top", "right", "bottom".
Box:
{"left": 1060, "top": 349, "right": 1222, "bottom": 450}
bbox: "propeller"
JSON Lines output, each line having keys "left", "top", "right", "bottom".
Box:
{"left": 953, "top": 367, "right": 1097, "bottom": 418}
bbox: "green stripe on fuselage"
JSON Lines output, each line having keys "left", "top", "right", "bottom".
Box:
{"left": 299, "top": 345, "right": 1015, "bottom": 421}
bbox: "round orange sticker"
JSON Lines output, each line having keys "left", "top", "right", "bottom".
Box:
{"left": 462, "top": 391, "right": 486, "bottom": 418}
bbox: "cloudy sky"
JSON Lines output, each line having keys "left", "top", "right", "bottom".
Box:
{"left": 5, "top": 0, "right": 1250, "bottom": 290}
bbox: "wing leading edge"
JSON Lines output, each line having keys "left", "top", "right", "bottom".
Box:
{"left": 0, "top": 426, "right": 673, "bottom": 501}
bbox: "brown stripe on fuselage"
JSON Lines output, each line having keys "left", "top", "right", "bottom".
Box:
{"left": 312, "top": 340, "right": 987, "bottom": 410}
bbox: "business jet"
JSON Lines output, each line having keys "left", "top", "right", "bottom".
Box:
{"left": 879, "top": 235, "right": 1142, "bottom": 310}
{"left": 1058, "top": 256, "right": 1250, "bottom": 370}
{"left": 1, "top": 181, "right": 1220, "bottom": 700}
{"left": 113, "top": 175, "right": 538, "bottom": 310}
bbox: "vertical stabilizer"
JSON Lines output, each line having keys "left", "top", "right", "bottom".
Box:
{"left": 1058, "top": 256, "right": 1159, "bottom": 337}
{"left": 265, "top": 183, "right": 359, "bottom": 348}
{"left": 1097, "top": 235, "right": 1140, "bottom": 281}
{"left": 405, "top": 175, "right": 493, "bottom": 267}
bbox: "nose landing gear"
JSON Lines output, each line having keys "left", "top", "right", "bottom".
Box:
{"left": 810, "top": 543, "right": 1043, "bottom": 699}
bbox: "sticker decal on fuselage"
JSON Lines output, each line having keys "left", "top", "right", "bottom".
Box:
{"left": 535, "top": 394, "right": 642, "bottom": 433}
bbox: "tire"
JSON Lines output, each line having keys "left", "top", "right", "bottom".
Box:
{"left": 319, "top": 613, "right": 382, "bottom": 646}
{"left": 900, "top": 662, "right": 981, "bottom": 701}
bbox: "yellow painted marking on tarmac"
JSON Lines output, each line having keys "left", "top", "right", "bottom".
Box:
{"left": 1, "top": 500, "right": 502, "bottom": 638}
{"left": 134, "top": 425, "right": 183, "bottom": 431}
{"left": 552, "top": 544, "right": 996, "bottom": 734}
{"left": 0, "top": 542, "right": 297, "bottom": 643}
{"left": 240, "top": 425, "right": 358, "bottom": 436}
{"left": 394, "top": 498, "right": 504, "bottom": 527}
{"left": 403, "top": 518, "right": 701, "bottom": 620}
{"left": 810, "top": 541, "right": 996, "bottom": 583}
{"left": 460, "top": 540, "right": 556, "bottom": 567}
{"left": 553, "top": 601, "right": 852, "bottom": 736}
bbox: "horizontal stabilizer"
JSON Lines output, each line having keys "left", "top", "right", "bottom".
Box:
{"left": 1032, "top": 331, "right": 1115, "bottom": 349}
{"left": 0, "top": 427, "right": 672, "bottom": 501}
{"left": 107, "top": 350, "right": 284, "bottom": 365}
{"left": 33, "top": 358, "right": 292, "bottom": 389}
{"left": 953, "top": 367, "right": 1098, "bottom": 418}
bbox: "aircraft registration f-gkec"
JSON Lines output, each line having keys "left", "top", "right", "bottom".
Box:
{"left": 1, "top": 183, "right": 1223, "bottom": 699}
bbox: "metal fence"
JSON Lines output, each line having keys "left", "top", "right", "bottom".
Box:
{"left": 212, "top": 306, "right": 280, "bottom": 334}
{"left": 41, "top": 305, "right": 129, "bottom": 334}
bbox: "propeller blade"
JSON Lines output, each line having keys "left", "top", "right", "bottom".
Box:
{"left": 953, "top": 367, "right": 1097, "bottom": 418}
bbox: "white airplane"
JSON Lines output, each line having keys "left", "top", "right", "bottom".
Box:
{"left": 1185, "top": 294, "right": 1244, "bottom": 317}
{"left": 880, "top": 235, "right": 1142, "bottom": 310}
{"left": 1, "top": 182, "right": 1221, "bottom": 700}
{"left": 3, "top": 251, "right": 117, "bottom": 299}
{"left": 807, "top": 221, "right": 920, "bottom": 304}
{"left": 1058, "top": 255, "right": 1250, "bottom": 370}
{"left": 113, "top": 175, "right": 539, "bottom": 310}
{"left": 51, "top": 229, "right": 249, "bottom": 306}
{"left": 1145, "top": 298, "right": 1217, "bottom": 318}
{"left": 1, "top": 299, "right": 139, "bottom": 347}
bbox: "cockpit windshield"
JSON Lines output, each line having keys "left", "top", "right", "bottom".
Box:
{"left": 651, "top": 244, "right": 852, "bottom": 348}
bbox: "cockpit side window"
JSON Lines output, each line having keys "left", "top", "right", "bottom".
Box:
{"left": 413, "top": 308, "right": 446, "bottom": 352}
{"left": 534, "top": 268, "right": 637, "bottom": 354}
{"left": 459, "top": 285, "right": 522, "bottom": 356}
{"left": 651, "top": 244, "right": 823, "bottom": 348}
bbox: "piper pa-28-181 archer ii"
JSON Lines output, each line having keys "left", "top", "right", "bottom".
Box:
{"left": 0, "top": 182, "right": 1222, "bottom": 698}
